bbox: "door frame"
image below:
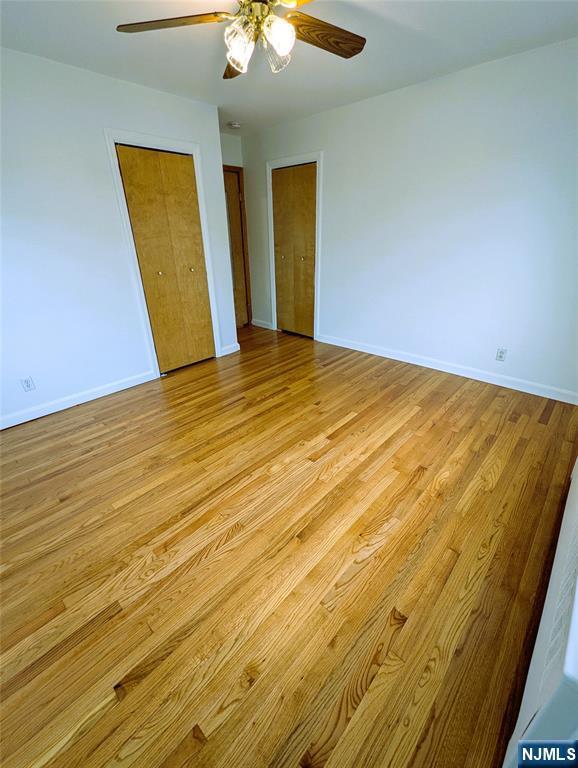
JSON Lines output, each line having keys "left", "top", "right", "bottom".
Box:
{"left": 266, "top": 151, "right": 323, "bottom": 339}
{"left": 104, "top": 128, "right": 223, "bottom": 377}
{"left": 223, "top": 164, "right": 252, "bottom": 324}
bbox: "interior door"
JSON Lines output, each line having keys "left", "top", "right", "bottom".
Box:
{"left": 223, "top": 168, "right": 251, "bottom": 327}
{"left": 272, "top": 162, "right": 316, "bottom": 338}
{"left": 116, "top": 144, "right": 215, "bottom": 373}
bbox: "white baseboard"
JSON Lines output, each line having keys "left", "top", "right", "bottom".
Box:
{"left": 1, "top": 370, "right": 158, "bottom": 430}
{"left": 316, "top": 333, "right": 578, "bottom": 405}
{"left": 218, "top": 343, "right": 241, "bottom": 357}
{"left": 4, "top": 335, "right": 573, "bottom": 430}
{"left": 251, "top": 318, "right": 276, "bottom": 331}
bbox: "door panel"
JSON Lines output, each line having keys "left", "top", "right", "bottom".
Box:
{"left": 272, "top": 163, "right": 316, "bottom": 338}
{"left": 116, "top": 144, "right": 215, "bottom": 372}
{"left": 223, "top": 169, "right": 250, "bottom": 327}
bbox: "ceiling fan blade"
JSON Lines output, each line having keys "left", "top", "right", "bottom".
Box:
{"left": 286, "top": 12, "right": 366, "bottom": 58}
{"left": 223, "top": 62, "right": 243, "bottom": 79}
{"left": 117, "top": 12, "right": 230, "bottom": 34}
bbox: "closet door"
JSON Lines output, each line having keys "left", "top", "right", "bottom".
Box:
{"left": 272, "top": 162, "right": 316, "bottom": 338}
{"left": 116, "top": 144, "right": 215, "bottom": 372}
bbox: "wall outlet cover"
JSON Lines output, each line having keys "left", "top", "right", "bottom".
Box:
{"left": 20, "top": 377, "right": 36, "bottom": 392}
{"left": 496, "top": 348, "right": 508, "bottom": 362}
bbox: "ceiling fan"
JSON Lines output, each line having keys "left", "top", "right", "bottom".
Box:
{"left": 117, "top": 1, "right": 366, "bottom": 78}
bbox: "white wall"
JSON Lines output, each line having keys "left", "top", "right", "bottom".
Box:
{"left": 220, "top": 133, "right": 243, "bottom": 167}
{"left": 243, "top": 39, "right": 578, "bottom": 404}
{"left": 1, "top": 48, "right": 239, "bottom": 428}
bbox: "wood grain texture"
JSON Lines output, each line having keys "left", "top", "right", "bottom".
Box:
{"left": 273, "top": 163, "right": 316, "bottom": 337}
{"left": 116, "top": 144, "right": 215, "bottom": 372}
{"left": 1, "top": 327, "right": 576, "bottom": 768}
{"left": 224, "top": 169, "right": 250, "bottom": 327}
{"left": 286, "top": 12, "right": 366, "bottom": 59}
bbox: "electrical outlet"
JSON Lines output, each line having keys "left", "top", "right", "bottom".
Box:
{"left": 20, "top": 377, "right": 36, "bottom": 392}
{"left": 495, "top": 348, "right": 507, "bottom": 362}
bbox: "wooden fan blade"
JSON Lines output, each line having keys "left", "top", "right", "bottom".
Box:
{"left": 286, "top": 12, "right": 366, "bottom": 58}
{"left": 117, "top": 12, "right": 230, "bottom": 33}
{"left": 223, "top": 62, "right": 243, "bottom": 79}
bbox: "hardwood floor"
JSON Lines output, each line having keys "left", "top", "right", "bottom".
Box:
{"left": 1, "top": 326, "right": 576, "bottom": 768}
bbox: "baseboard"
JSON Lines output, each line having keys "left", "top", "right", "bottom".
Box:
{"left": 218, "top": 343, "right": 241, "bottom": 357}
{"left": 1, "top": 370, "right": 158, "bottom": 429}
{"left": 251, "top": 318, "right": 276, "bottom": 330}
{"left": 315, "top": 333, "right": 578, "bottom": 405}
{"left": 5, "top": 336, "right": 572, "bottom": 429}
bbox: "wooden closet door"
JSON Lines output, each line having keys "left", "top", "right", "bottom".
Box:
{"left": 272, "top": 162, "right": 316, "bottom": 338}
{"left": 116, "top": 144, "right": 215, "bottom": 373}
{"left": 223, "top": 169, "right": 250, "bottom": 327}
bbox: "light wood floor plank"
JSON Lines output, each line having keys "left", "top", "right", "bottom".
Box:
{"left": 1, "top": 327, "right": 575, "bottom": 768}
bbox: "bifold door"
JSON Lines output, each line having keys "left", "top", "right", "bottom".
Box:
{"left": 272, "top": 162, "right": 317, "bottom": 338}
{"left": 116, "top": 144, "right": 215, "bottom": 373}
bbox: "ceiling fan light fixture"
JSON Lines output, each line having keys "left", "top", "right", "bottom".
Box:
{"left": 226, "top": 39, "right": 255, "bottom": 73}
{"left": 261, "top": 37, "right": 291, "bottom": 73}
{"left": 262, "top": 14, "right": 296, "bottom": 57}
{"left": 224, "top": 14, "right": 251, "bottom": 48}
{"left": 224, "top": 14, "right": 256, "bottom": 73}
{"left": 116, "top": 2, "right": 367, "bottom": 81}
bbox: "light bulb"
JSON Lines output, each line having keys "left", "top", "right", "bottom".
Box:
{"left": 261, "top": 37, "right": 291, "bottom": 74}
{"left": 225, "top": 15, "right": 256, "bottom": 74}
{"left": 262, "top": 14, "right": 296, "bottom": 57}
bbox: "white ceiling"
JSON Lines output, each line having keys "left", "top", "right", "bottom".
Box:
{"left": 2, "top": 0, "right": 578, "bottom": 134}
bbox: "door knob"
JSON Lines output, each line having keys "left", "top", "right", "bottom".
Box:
{"left": 157, "top": 271, "right": 164, "bottom": 275}
{"left": 189, "top": 267, "right": 195, "bottom": 272}
{"left": 301, "top": 257, "right": 304, "bottom": 262}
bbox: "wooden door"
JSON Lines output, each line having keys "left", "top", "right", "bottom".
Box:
{"left": 272, "top": 162, "right": 316, "bottom": 338}
{"left": 223, "top": 167, "right": 251, "bottom": 327}
{"left": 116, "top": 144, "right": 215, "bottom": 373}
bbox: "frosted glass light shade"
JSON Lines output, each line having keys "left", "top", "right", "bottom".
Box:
{"left": 226, "top": 38, "right": 255, "bottom": 73}
{"left": 225, "top": 15, "right": 256, "bottom": 73}
{"left": 262, "top": 14, "right": 296, "bottom": 57}
{"left": 261, "top": 38, "right": 291, "bottom": 73}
